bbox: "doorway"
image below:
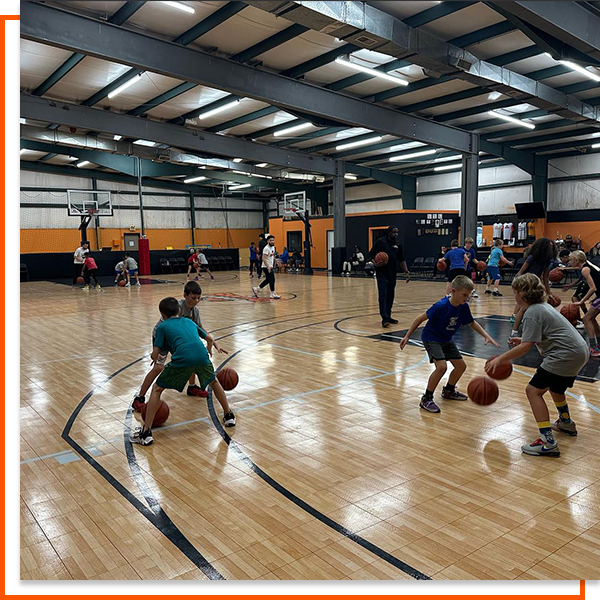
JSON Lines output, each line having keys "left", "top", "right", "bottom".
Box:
{"left": 327, "top": 230, "right": 334, "bottom": 271}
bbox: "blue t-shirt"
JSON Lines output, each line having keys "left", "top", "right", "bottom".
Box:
{"left": 488, "top": 247, "right": 503, "bottom": 267}
{"left": 421, "top": 297, "right": 474, "bottom": 343}
{"left": 445, "top": 247, "right": 468, "bottom": 270}
{"left": 249, "top": 246, "right": 257, "bottom": 260}
{"left": 153, "top": 317, "right": 210, "bottom": 367}
{"left": 465, "top": 247, "right": 477, "bottom": 272}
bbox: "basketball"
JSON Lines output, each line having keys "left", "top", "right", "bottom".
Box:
{"left": 217, "top": 367, "right": 239, "bottom": 391}
{"left": 119, "top": 280, "right": 126, "bottom": 287}
{"left": 548, "top": 294, "right": 561, "bottom": 308}
{"left": 437, "top": 258, "right": 446, "bottom": 271}
{"left": 373, "top": 252, "right": 389, "bottom": 267}
{"left": 467, "top": 376, "right": 499, "bottom": 406}
{"left": 549, "top": 268, "right": 563, "bottom": 283}
{"left": 560, "top": 303, "right": 580, "bottom": 324}
{"left": 485, "top": 358, "right": 512, "bottom": 381}
{"left": 77, "top": 276, "right": 85, "bottom": 284}
{"left": 477, "top": 261, "right": 487, "bottom": 271}
{"left": 141, "top": 400, "right": 170, "bottom": 427}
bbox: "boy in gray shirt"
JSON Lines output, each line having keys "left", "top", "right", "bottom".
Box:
{"left": 487, "top": 273, "right": 589, "bottom": 457}
{"left": 124, "top": 253, "right": 140, "bottom": 286}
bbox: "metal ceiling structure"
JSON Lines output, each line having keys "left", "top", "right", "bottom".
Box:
{"left": 19, "top": 0, "right": 600, "bottom": 202}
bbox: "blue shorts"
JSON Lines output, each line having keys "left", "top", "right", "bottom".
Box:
{"left": 115, "top": 268, "right": 122, "bottom": 275}
{"left": 487, "top": 265, "right": 500, "bottom": 281}
{"left": 128, "top": 269, "right": 137, "bottom": 275}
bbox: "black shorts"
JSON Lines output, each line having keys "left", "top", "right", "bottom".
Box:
{"left": 529, "top": 366, "right": 576, "bottom": 395}
{"left": 573, "top": 280, "right": 589, "bottom": 301}
{"left": 423, "top": 341, "right": 463, "bottom": 363}
{"left": 448, "top": 268, "right": 466, "bottom": 282}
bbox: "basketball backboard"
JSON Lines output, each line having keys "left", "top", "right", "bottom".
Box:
{"left": 67, "top": 190, "right": 113, "bottom": 217}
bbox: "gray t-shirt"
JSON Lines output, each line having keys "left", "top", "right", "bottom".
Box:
{"left": 521, "top": 303, "right": 589, "bottom": 377}
{"left": 125, "top": 257, "right": 138, "bottom": 270}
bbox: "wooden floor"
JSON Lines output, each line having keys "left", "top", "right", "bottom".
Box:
{"left": 20, "top": 271, "right": 600, "bottom": 581}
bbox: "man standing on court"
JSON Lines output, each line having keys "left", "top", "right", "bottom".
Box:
{"left": 252, "top": 235, "right": 280, "bottom": 299}
{"left": 370, "top": 226, "right": 410, "bottom": 328}
{"left": 72, "top": 239, "right": 89, "bottom": 287}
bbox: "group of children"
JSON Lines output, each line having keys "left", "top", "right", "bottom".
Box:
{"left": 114, "top": 254, "right": 140, "bottom": 287}
{"left": 187, "top": 248, "right": 214, "bottom": 281}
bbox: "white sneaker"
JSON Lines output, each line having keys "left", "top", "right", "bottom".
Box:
{"left": 471, "top": 292, "right": 479, "bottom": 298}
{"left": 576, "top": 321, "right": 585, "bottom": 329}
{"left": 125, "top": 283, "right": 131, "bottom": 288}
{"left": 270, "top": 293, "right": 281, "bottom": 299}
{"left": 135, "top": 282, "right": 141, "bottom": 286}
{"left": 251, "top": 286, "right": 259, "bottom": 297}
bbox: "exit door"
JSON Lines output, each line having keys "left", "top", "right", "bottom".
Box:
{"left": 124, "top": 233, "right": 140, "bottom": 251}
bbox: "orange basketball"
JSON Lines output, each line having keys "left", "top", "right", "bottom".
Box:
{"left": 437, "top": 258, "right": 446, "bottom": 271}
{"left": 477, "top": 261, "right": 487, "bottom": 271}
{"left": 77, "top": 276, "right": 85, "bottom": 285}
{"left": 548, "top": 294, "right": 561, "bottom": 308}
{"left": 560, "top": 303, "right": 580, "bottom": 324}
{"left": 119, "top": 280, "right": 126, "bottom": 287}
{"left": 373, "top": 252, "right": 389, "bottom": 267}
{"left": 485, "top": 358, "right": 512, "bottom": 381}
{"left": 467, "top": 376, "right": 499, "bottom": 406}
{"left": 217, "top": 367, "right": 239, "bottom": 391}
{"left": 141, "top": 400, "right": 170, "bottom": 427}
{"left": 549, "top": 268, "right": 563, "bottom": 283}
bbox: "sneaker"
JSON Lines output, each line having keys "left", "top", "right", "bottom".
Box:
{"left": 387, "top": 318, "right": 399, "bottom": 325}
{"left": 510, "top": 314, "right": 516, "bottom": 324}
{"left": 83, "top": 285, "right": 90, "bottom": 290}
{"left": 492, "top": 290, "right": 502, "bottom": 297}
{"left": 471, "top": 292, "right": 479, "bottom": 298}
{"left": 441, "top": 386, "right": 468, "bottom": 401}
{"left": 96, "top": 284, "right": 102, "bottom": 290}
{"left": 382, "top": 319, "right": 390, "bottom": 328}
{"left": 521, "top": 436, "right": 560, "bottom": 457}
{"left": 552, "top": 419, "right": 578, "bottom": 436}
{"left": 270, "top": 293, "right": 281, "bottom": 299}
{"left": 575, "top": 321, "right": 585, "bottom": 329}
{"left": 131, "top": 395, "right": 145, "bottom": 412}
{"left": 130, "top": 427, "right": 153, "bottom": 446}
{"left": 485, "top": 289, "right": 492, "bottom": 295}
{"left": 210, "top": 276, "right": 215, "bottom": 280}
{"left": 194, "top": 276, "right": 199, "bottom": 281}
{"left": 251, "top": 286, "right": 259, "bottom": 297}
{"left": 187, "top": 384, "right": 208, "bottom": 398}
{"left": 135, "top": 282, "right": 141, "bottom": 286}
{"left": 223, "top": 411, "right": 236, "bottom": 427}
{"left": 590, "top": 347, "right": 600, "bottom": 358}
{"left": 419, "top": 395, "right": 441, "bottom": 413}
{"left": 125, "top": 283, "right": 131, "bottom": 288}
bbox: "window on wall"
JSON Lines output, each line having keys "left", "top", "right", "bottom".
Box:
{"left": 370, "top": 227, "right": 388, "bottom": 248}
{"left": 287, "top": 231, "right": 302, "bottom": 252}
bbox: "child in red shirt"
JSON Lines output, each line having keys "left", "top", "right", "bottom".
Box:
{"left": 82, "top": 252, "right": 101, "bottom": 290}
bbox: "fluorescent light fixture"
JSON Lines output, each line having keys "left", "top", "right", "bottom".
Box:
{"left": 114, "top": 135, "right": 122, "bottom": 141}
{"left": 273, "top": 122, "right": 313, "bottom": 137}
{"left": 336, "top": 135, "right": 383, "bottom": 151}
{"left": 133, "top": 139, "right": 156, "bottom": 147}
{"left": 161, "top": 1, "right": 195, "bottom": 13}
{"left": 592, "top": 143, "right": 600, "bottom": 149}
{"left": 256, "top": 163, "right": 268, "bottom": 168}
{"left": 77, "top": 161, "right": 91, "bottom": 168}
{"left": 198, "top": 99, "right": 241, "bottom": 120}
{"left": 19, "top": 148, "right": 30, "bottom": 155}
{"left": 433, "top": 154, "right": 462, "bottom": 163}
{"left": 254, "top": 174, "right": 272, "bottom": 179}
{"left": 434, "top": 163, "right": 462, "bottom": 172}
{"left": 232, "top": 170, "right": 248, "bottom": 175}
{"left": 344, "top": 174, "right": 358, "bottom": 180}
{"left": 544, "top": 53, "right": 600, "bottom": 83}
{"left": 388, "top": 141, "right": 425, "bottom": 152}
{"left": 107, "top": 73, "right": 143, "bottom": 99}
{"left": 232, "top": 158, "right": 243, "bottom": 163}
{"left": 228, "top": 183, "right": 251, "bottom": 190}
{"left": 488, "top": 110, "right": 535, "bottom": 130}
{"left": 389, "top": 148, "right": 436, "bottom": 162}
{"left": 20, "top": 118, "right": 26, "bottom": 124}
{"left": 184, "top": 176, "right": 206, "bottom": 183}
{"left": 335, "top": 56, "right": 409, "bottom": 86}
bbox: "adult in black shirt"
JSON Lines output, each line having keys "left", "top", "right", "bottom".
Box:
{"left": 257, "top": 233, "right": 267, "bottom": 278}
{"left": 369, "top": 226, "right": 410, "bottom": 327}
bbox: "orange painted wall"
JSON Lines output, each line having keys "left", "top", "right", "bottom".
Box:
{"left": 21, "top": 228, "right": 263, "bottom": 254}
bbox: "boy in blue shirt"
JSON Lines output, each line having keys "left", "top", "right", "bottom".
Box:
{"left": 130, "top": 296, "right": 236, "bottom": 446}
{"left": 442, "top": 239, "right": 469, "bottom": 296}
{"left": 486, "top": 239, "right": 512, "bottom": 297}
{"left": 400, "top": 276, "right": 499, "bottom": 413}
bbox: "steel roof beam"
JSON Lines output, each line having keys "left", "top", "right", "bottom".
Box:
{"left": 20, "top": 3, "right": 475, "bottom": 154}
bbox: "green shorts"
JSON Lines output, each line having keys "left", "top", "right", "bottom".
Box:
{"left": 156, "top": 362, "right": 216, "bottom": 392}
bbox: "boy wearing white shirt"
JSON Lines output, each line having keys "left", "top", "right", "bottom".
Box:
{"left": 252, "top": 235, "right": 280, "bottom": 299}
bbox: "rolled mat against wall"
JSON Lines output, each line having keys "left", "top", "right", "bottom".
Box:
{"left": 138, "top": 237, "right": 150, "bottom": 275}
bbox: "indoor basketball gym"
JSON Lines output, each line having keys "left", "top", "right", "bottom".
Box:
{"left": 19, "top": 0, "right": 600, "bottom": 582}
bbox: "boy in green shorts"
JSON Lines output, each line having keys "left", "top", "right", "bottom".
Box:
{"left": 130, "top": 296, "right": 235, "bottom": 446}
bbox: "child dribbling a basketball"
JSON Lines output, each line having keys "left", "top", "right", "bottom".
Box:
{"left": 400, "top": 276, "right": 499, "bottom": 413}
{"left": 486, "top": 273, "right": 589, "bottom": 457}
{"left": 130, "top": 296, "right": 236, "bottom": 446}
{"left": 132, "top": 281, "right": 220, "bottom": 411}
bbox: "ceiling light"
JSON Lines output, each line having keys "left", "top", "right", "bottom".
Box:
{"left": 77, "top": 161, "right": 91, "bottom": 168}
{"left": 256, "top": 163, "right": 268, "bottom": 168}
{"left": 107, "top": 73, "right": 143, "bottom": 99}
{"left": 160, "top": 1, "right": 195, "bottom": 13}
{"left": 229, "top": 183, "right": 251, "bottom": 190}
{"left": 20, "top": 118, "right": 26, "bottom": 124}
{"left": 133, "top": 139, "right": 156, "bottom": 147}
{"left": 232, "top": 158, "right": 243, "bottom": 163}
{"left": 488, "top": 110, "right": 535, "bottom": 130}
{"left": 335, "top": 56, "right": 409, "bottom": 86}
{"left": 336, "top": 135, "right": 383, "bottom": 151}
{"left": 592, "top": 143, "right": 600, "bottom": 149}
{"left": 434, "top": 163, "right": 462, "bottom": 172}
{"left": 273, "top": 122, "right": 313, "bottom": 137}
{"left": 114, "top": 135, "right": 122, "bottom": 141}
{"left": 19, "top": 148, "right": 30, "bottom": 155}
{"left": 344, "top": 174, "right": 358, "bottom": 180}
{"left": 544, "top": 53, "right": 600, "bottom": 83}
{"left": 433, "top": 154, "right": 462, "bottom": 163}
{"left": 389, "top": 148, "right": 436, "bottom": 162}
{"left": 232, "top": 170, "right": 247, "bottom": 175}
{"left": 184, "top": 176, "right": 206, "bottom": 183}
{"left": 254, "top": 174, "right": 272, "bottom": 179}
{"left": 388, "top": 141, "right": 425, "bottom": 152}
{"left": 198, "top": 99, "right": 241, "bottom": 120}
